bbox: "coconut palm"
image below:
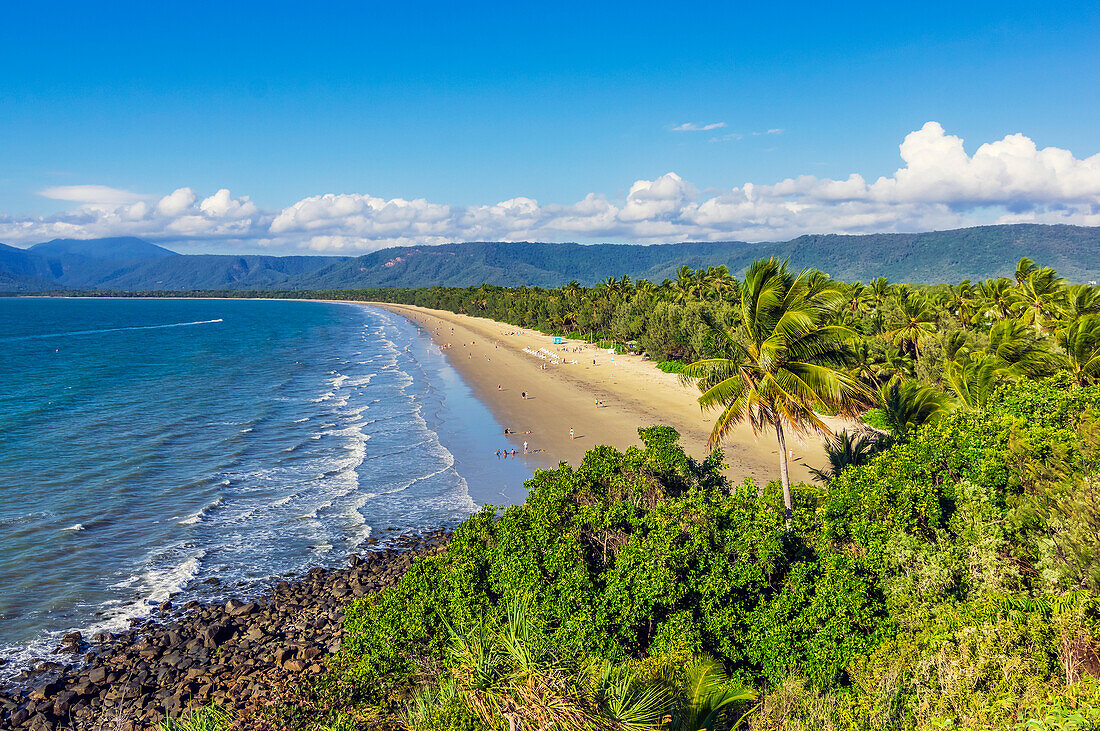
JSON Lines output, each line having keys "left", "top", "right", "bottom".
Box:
{"left": 977, "top": 277, "right": 1015, "bottom": 321}
{"left": 1012, "top": 265, "right": 1066, "bottom": 333}
{"left": 1057, "top": 315, "right": 1100, "bottom": 386}
{"left": 938, "top": 280, "right": 977, "bottom": 327}
{"left": 883, "top": 293, "right": 937, "bottom": 359}
{"left": 868, "top": 277, "right": 893, "bottom": 310}
{"left": 875, "top": 346, "right": 916, "bottom": 384}
{"left": 1015, "top": 257, "right": 1039, "bottom": 285}
{"left": 680, "top": 258, "right": 873, "bottom": 525}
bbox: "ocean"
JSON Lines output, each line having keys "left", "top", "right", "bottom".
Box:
{"left": 0, "top": 297, "right": 535, "bottom": 673}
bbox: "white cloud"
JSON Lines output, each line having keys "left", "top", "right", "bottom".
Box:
{"left": 156, "top": 188, "right": 197, "bottom": 217}
{"left": 672, "top": 122, "right": 727, "bottom": 132}
{"left": 39, "top": 185, "right": 150, "bottom": 206}
{"left": 4, "top": 123, "right": 1100, "bottom": 253}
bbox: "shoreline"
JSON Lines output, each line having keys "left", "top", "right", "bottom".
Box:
{"left": 369, "top": 303, "right": 829, "bottom": 486}
{"left": 0, "top": 532, "right": 448, "bottom": 730}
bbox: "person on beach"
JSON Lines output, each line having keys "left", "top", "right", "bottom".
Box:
{"left": 521, "top": 391, "right": 527, "bottom": 400}
{"left": 523, "top": 441, "right": 528, "bottom": 453}
{"left": 570, "top": 427, "right": 574, "bottom": 440}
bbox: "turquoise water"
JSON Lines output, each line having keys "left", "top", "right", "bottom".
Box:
{"left": 0, "top": 298, "right": 535, "bottom": 671}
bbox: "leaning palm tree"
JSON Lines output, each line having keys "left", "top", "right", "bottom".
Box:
{"left": 680, "top": 258, "right": 873, "bottom": 525}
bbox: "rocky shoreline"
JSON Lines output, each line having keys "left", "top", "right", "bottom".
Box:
{"left": 0, "top": 530, "right": 448, "bottom": 730}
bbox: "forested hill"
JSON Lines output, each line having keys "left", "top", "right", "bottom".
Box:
{"left": 1, "top": 224, "right": 1097, "bottom": 292}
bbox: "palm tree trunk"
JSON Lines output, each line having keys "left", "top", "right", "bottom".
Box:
{"left": 775, "top": 421, "right": 792, "bottom": 528}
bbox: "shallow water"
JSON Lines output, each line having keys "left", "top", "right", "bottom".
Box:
{"left": 0, "top": 298, "right": 535, "bottom": 671}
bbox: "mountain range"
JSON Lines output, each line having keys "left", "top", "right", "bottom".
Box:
{"left": 1, "top": 224, "right": 1097, "bottom": 292}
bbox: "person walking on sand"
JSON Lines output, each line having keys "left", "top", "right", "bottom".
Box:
{"left": 523, "top": 441, "right": 528, "bottom": 454}
{"left": 570, "top": 427, "right": 574, "bottom": 440}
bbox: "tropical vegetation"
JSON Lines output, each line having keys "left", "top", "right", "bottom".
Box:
{"left": 144, "top": 256, "right": 1100, "bottom": 730}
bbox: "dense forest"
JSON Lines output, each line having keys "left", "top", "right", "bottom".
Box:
{"left": 141, "top": 256, "right": 1100, "bottom": 731}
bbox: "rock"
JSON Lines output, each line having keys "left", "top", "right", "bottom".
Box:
{"left": 228, "top": 601, "right": 257, "bottom": 617}
{"left": 88, "top": 667, "right": 107, "bottom": 684}
{"left": 200, "top": 623, "right": 233, "bottom": 647}
{"left": 52, "top": 690, "right": 77, "bottom": 715}
{"left": 28, "top": 683, "right": 60, "bottom": 702}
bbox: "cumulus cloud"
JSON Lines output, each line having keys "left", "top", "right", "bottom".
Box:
{"left": 5, "top": 122, "right": 1100, "bottom": 253}
{"left": 672, "top": 122, "right": 727, "bottom": 132}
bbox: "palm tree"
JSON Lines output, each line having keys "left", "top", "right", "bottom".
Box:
{"left": 847, "top": 340, "right": 881, "bottom": 387}
{"left": 977, "top": 277, "right": 1015, "bottom": 321}
{"left": 938, "top": 280, "right": 977, "bottom": 327}
{"left": 939, "top": 330, "right": 972, "bottom": 363}
{"left": 1015, "top": 257, "right": 1039, "bottom": 285}
{"left": 669, "top": 266, "right": 695, "bottom": 304}
{"left": 1012, "top": 265, "right": 1066, "bottom": 333}
{"left": 876, "top": 379, "right": 955, "bottom": 440}
{"left": 875, "top": 346, "right": 916, "bottom": 384}
{"left": 868, "top": 277, "right": 893, "bottom": 310}
{"left": 883, "top": 292, "right": 937, "bottom": 359}
{"left": 808, "top": 430, "right": 890, "bottom": 482}
{"left": 1062, "top": 284, "right": 1100, "bottom": 322}
{"left": 667, "top": 657, "right": 755, "bottom": 731}
{"left": 1057, "top": 315, "right": 1100, "bottom": 386}
{"left": 680, "top": 258, "right": 873, "bottom": 525}
{"left": 943, "top": 354, "right": 1006, "bottom": 410}
{"left": 988, "top": 319, "right": 1057, "bottom": 378}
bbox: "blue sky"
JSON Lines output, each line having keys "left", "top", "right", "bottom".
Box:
{"left": 2, "top": 1, "right": 1099, "bottom": 252}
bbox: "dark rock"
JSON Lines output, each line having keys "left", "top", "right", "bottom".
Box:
{"left": 28, "top": 683, "right": 60, "bottom": 702}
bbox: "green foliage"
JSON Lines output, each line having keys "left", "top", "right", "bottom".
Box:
{"left": 158, "top": 706, "right": 233, "bottom": 731}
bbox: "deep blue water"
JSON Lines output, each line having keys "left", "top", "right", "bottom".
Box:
{"left": 0, "top": 298, "right": 534, "bottom": 671}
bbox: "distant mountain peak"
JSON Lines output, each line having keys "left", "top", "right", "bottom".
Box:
{"left": 29, "top": 237, "right": 177, "bottom": 261}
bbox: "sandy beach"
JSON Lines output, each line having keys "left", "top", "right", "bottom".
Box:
{"left": 372, "top": 303, "right": 830, "bottom": 487}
